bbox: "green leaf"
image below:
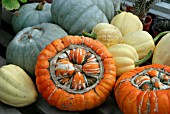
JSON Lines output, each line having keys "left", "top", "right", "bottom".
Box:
{"left": 2, "top": 0, "right": 28, "bottom": 10}
{"left": 20, "top": 0, "right": 27, "bottom": 3}
{"left": 2, "top": 0, "right": 20, "bottom": 10}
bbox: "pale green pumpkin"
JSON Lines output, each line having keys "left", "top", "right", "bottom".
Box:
{"left": 12, "top": 2, "right": 53, "bottom": 33}
{"left": 51, "top": 0, "right": 117, "bottom": 35}
{"left": 6, "top": 23, "right": 68, "bottom": 77}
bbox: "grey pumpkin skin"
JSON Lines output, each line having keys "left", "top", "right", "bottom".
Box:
{"left": 12, "top": 2, "right": 53, "bottom": 33}
{"left": 6, "top": 23, "right": 68, "bottom": 78}
{"left": 51, "top": 0, "right": 115, "bottom": 35}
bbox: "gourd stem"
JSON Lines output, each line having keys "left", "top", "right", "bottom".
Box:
{"left": 135, "top": 50, "right": 153, "bottom": 67}
{"left": 28, "top": 34, "right": 32, "bottom": 39}
{"left": 35, "top": 1, "right": 45, "bottom": 11}
{"left": 82, "top": 30, "right": 97, "bottom": 39}
{"left": 153, "top": 31, "right": 170, "bottom": 43}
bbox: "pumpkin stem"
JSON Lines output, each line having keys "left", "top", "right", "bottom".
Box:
{"left": 153, "top": 31, "right": 170, "bottom": 43}
{"left": 135, "top": 50, "right": 153, "bottom": 67}
{"left": 28, "top": 34, "right": 32, "bottom": 39}
{"left": 36, "top": 1, "right": 45, "bottom": 11}
{"left": 82, "top": 30, "right": 97, "bottom": 39}
{"left": 14, "top": 11, "right": 19, "bottom": 16}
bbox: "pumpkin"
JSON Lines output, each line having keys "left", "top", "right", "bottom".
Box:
{"left": 152, "top": 32, "right": 170, "bottom": 65}
{"left": 6, "top": 23, "right": 68, "bottom": 77}
{"left": 123, "top": 31, "right": 155, "bottom": 59}
{"left": 108, "top": 44, "right": 153, "bottom": 77}
{"left": 51, "top": 0, "right": 116, "bottom": 35}
{"left": 83, "top": 23, "right": 123, "bottom": 48}
{"left": 35, "top": 35, "right": 116, "bottom": 111}
{"left": 110, "top": 12, "right": 143, "bottom": 36}
{"left": 114, "top": 64, "right": 170, "bottom": 114}
{"left": 0, "top": 64, "right": 38, "bottom": 107}
{"left": 12, "top": 1, "right": 53, "bottom": 33}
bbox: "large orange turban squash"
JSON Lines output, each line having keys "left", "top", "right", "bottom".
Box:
{"left": 35, "top": 35, "right": 116, "bottom": 111}
{"left": 114, "top": 64, "right": 170, "bottom": 114}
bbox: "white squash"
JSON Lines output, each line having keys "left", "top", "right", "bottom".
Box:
{"left": 123, "top": 31, "right": 155, "bottom": 59}
{"left": 108, "top": 44, "right": 139, "bottom": 77}
{"left": 91, "top": 23, "right": 123, "bottom": 48}
{"left": 110, "top": 12, "right": 143, "bottom": 36}
{"left": 0, "top": 64, "right": 38, "bottom": 107}
{"left": 152, "top": 32, "right": 170, "bottom": 65}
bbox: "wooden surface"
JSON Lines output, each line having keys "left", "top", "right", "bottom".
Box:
{"left": 0, "top": 8, "right": 123, "bottom": 114}
{"left": 0, "top": 102, "right": 22, "bottom": 114}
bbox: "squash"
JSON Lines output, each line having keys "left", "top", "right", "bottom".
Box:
{"left": 114, "top": 64, "right": 170, "bottom": 114}
{"left": 152, "top": 32, "right": 170, "bottom": 65}
{"left": 35, "top": 35, "right": 116, "bottom": 111}
{"left": 51, "top": 0, "right": 116, "bottom": 35}
{"left": 0, "top": 64, "right": 38, "bottom": 107}
{"left": 83, "top": 23, "right": 123, "bottom": 48}
{"left": 108, "top": 44, "right": 139, "bottom": 77}
{"left": 110, "top": 12, "right": 143, "bottom": 36}
{"left": 123, "top": 31, "right": 155, "bottom": 59}
{"left": 6, "top": 23, "right": 68, "bottom": 78}
{"left": 108, "top": 44, "right": 152, "bottom": 77}
{"left": 12, "top": 1, "right": 53, "bottom": 33}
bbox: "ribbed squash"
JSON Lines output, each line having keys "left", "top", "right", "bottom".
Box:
{"left": 51, "top": 0, "right": 116, "bottom": 35}
{"left": 0, "top": 64, "right": 38, "bottom": 107}
{"left": 111, "top": 12, "right": 143, "bottom": 36}
{"left": 108, "top": 44, "right": 152, "bottom": 77}
{"left": 12, "top": 2, "right": 52, "bottom": 33}
{"left": 91, "top": 23, "right": 123, "bottom": 48}
{"left": 6, "top": 23, "right": 68, "bottom": 77}
{"left": 123, "top": 31, "right": 155, "bottom": 59}
{"left": 114, "top": 64, "right": 170, "bottom": 114}
{"left": 35, "top": 35, "right": 116, "bottom": 111}
{"left": 152, "top": 32, "right": 170, "bottom": 65}
{"left": 108, "top": 44, "right": 139, "bottom": 77}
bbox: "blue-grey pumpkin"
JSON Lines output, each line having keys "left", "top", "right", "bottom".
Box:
{"left": 6, "top": 23, "right": 68, "bottom": 78}
{"left": 12, "top": 2, "right": 53, "bottom": 33}
{"left": 51, "top": 0, "right": 116, "bottom": 35}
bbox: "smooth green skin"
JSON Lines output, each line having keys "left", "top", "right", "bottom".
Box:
{"left": 12, "top": 2, "right": 53, "bottom": 33}
{"left": 6, "top": 23, "right": 68, "bottom": 78}
{"left": 51, "top": 0, "right": 115, "bottom": 35}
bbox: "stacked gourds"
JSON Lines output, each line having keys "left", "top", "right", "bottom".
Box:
{"left": 1, "top": 0, "right": 170, "bottom": 113}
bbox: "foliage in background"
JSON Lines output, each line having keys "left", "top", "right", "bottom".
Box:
{"left": 132, "top": 0, "right": 155, "bottom": 23}
{"left": 2, "top": 0, "right": 27, "bottom": 10}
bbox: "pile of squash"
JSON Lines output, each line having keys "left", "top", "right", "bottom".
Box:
{"left": 1, "top": 0, "right": 170, "bottom": 113}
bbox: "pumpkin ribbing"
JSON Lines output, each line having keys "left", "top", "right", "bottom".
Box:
{"left": 51, "top": 0, "right": 116, "bottom": 35}
{"left": 12, "top": 2, "right": 52, "bottom": 33}
{"left": 6, "top": 23, "right": 68, "bottom": 77}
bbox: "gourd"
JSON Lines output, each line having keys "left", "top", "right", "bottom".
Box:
{"left": 152, "top": 32, "right": 170, "bottom": 65}
{"left": 108, "top": 44, "right": 152, "bottom": 77}
{"left": 12, "top": 1, "right": 53, "bottom": 33}
{"left": 108, "top": 44, "right": 139, "bottom": 77}
{"left": 114, "top": 64, "right": 170, "bottom": 114}
{"left": 83, "top": 23, "right": 123, "bottom": 48}
{"left": 0, "top": 64, "right": 38, "bottom": 107}
{"left": 110, "top": 12, "right": 143, "bottom": 36}
{"left": 123, "top": 31, "right": 155, "bottom": 59}
{"left": 6, "top": 23, "right": 68, "bottom": 77}
{"left": 35, "top": 35, "right": 116, "bottom": 111}
{"left": 51, "top": 0, "right": 116, "bottom": 35}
